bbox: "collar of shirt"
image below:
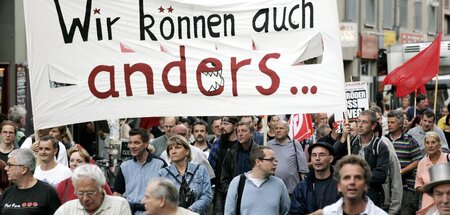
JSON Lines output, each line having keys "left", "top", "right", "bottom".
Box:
{"left": 76, "top": 194, "right": 110, "bottom": 214}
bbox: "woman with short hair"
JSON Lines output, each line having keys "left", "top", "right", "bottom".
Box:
{"left": 159, "top": 135, "right": 212, "bottom": 215}
{"left": 55, "top": 146, "right": 112, "bottom": 203}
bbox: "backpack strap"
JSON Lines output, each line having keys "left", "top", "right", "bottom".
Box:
{"left": 187, "top": 164, "right": 200, "bottom": 186}
{"left": 166, "top": 164, "right": 201, "bottom": 186}
{"left": 372, "top": 137, "right": 381, "bottom": 157}
{"left": 447, "top": 153, "right": 449, "bottom": 163}
{"left": 165, "top": 167, "right": 183, "bottom": 184}
{"left": 236, "top": 174, "right": 246, "bottom": 215}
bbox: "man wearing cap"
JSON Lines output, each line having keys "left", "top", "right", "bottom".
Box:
{"left": 208, "top": 116, "right": 239, "bottom": 215}
{"left": 290, "top": 142, "right": 339, "bottom": 215}
{"left": 417, "top": 163, "right": 450, "bottom": 215}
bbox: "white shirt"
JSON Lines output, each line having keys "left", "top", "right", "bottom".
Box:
{"left": 54, "top": 194, "right": 132, "bottom": 215}
{"left": 34, "top": 163, "right": 72, "bottom": 187}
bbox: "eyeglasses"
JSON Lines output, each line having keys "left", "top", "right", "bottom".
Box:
{"left": 6, "top": 163, "right": 24, "bottom": 168}
{"left": 75, "top": 190, "right": 97, "bottom": 197}
{"left": 259, "top": 157, "right": 277, "bottom": 163}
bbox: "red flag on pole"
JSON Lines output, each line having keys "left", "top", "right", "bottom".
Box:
{"left": 383, "top": 33, "right": 441, "bottom": 97}
{"left": 288, "top": 114, "right": 313, "bottom": 142}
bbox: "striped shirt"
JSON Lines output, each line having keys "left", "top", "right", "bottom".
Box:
{"left": 386, "top": 133, "right": 422, "bottom": 191}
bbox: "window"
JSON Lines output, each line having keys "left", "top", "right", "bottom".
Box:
{"left": 446, "top": 15, "right": 450, "bottom": 35}
{"left": 365, "top": 0, "right": 376, "bottom": 27}
{"left": 400, "top": 0, "right": 408, "bottom": 28}
{"left": 414, "top": 1, "right": 423, "bottom": 31}
{"left": 428, "top": 4, "right": 438, "bottom": 34}
{"left": 383, "top": 0, "right": 394, "bottom": 29}
{"left": 345, "top": 0, "right": 359, "bottom": 22}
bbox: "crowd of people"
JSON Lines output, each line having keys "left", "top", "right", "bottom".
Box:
{"left": 0, "top": 94, "right": 448, "bottom": 214}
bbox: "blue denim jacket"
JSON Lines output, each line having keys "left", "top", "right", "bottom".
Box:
{"left": 159, "top": 163, "right": 212, "bottom": 215}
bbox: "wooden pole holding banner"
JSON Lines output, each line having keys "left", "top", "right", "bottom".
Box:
{"left": 433, "top": 74, "right": 439, "bottom": 115}
{"left": 262, "top": 115, "right": 268, "bottom": 146}
{"left": 414, "top": 90, "right": 417, "bottom": 119}
{"left": 344, "top": 111, "right": 351, "bottom": 155}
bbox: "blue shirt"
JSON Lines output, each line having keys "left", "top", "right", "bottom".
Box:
{"left": 159, "top": 163, "right": 212, "bottom": 215}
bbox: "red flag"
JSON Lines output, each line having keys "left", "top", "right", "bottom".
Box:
{"left": 383, "top": 33, "right": 441, "bottom": 97}
{"left": 288, "top": 114, "right": 313, "bottom": 142}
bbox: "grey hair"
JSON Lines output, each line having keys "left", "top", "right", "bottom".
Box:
{"left": 386, "top": 110, "right": 404, "bottom": 125}
{"left": 9, "top": 148, "right": 36, "bottom": 173}
{"left": 7, "top": 105, "right": 26, "bottom": 125}
{"left": 72, "top": 164, "right": 106, "bottom": 189}
{"left": 148, "top": 177, "right": 179, "bottom": 206}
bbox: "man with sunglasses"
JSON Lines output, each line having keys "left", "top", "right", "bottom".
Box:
{"left": 224, "top": 146, "right": 290, "bottom": 215}
{"left": 1, "top": 148, "right": 61, "bottom": 214}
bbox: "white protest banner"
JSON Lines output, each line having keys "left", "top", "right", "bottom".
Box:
{"left": 24, "top": 0, "right": 346, "bottom": 129}
{"left": 346, "top": 81, "right": 369, "bottom": 120}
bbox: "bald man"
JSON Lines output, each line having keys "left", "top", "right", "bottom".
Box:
{"left": 267, "top": 120, "right": 308, "bottom": 195}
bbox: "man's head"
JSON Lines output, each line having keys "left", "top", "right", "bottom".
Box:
{"left": 308, "top": 142, "right": 334, "bottom": 172}
{"left": 239, "top": 116, "right": 257, "bottom": 129}
{"left": 162, "top": 117, "right": 178, "bottom": 138}
{"left": 6, "top": 148, "right": 36, "bottom": 183}
{"left": 401, "top": 95, "right": 411, "bottom": 109}
{"left": 369, "top": 106, "right": 383, "bottom": 125}
{"left": 220, "top": 116, "right": 239, "bottom": 140}
{"left": 179, "top": 118, "right": 193, "bottom": 138}
{"left": 356, "top": 110, "right": 377, "bottom": 137}
{"left": 237, "top": 121, "right": 254, "bottom": 145}
{"left": 7, "top": 105, "right": 26, "bottom": 128}
{"left": 316, "top": 124, "right": 331, "bottom": 142}
{"left": 37, "top": 135, "right": 58, "bottom": 164}
{"left": 142, "top": 178, "right": 179, "bottom": 215}
{"left": 314, "top": 113, "right": 328, "bottom": 126}
{"left": 274, "top": 120, "right": 289, "bottom": 141}
{"left": 250, "top": 146, "right": 277, "bottom": 178}
{"left": 211, "top": 117, "right": 222, "bottom": 138}
{"left": 334, "top": 155, "right": 371, "bottom": 202}
{"left": 387, "top": 110, "right": 404, "bottom": 134}
{"left": 421, "top": 111, "right": 436, "bottom": 132}
{"left": 0, "top": 120, "right": 16, "bottom": 146}
{"left": 128, "top": 128, "right": 149, "bottom": 158}
{"left": 416, "top": 94, "right": 429, "bottom": 111}
{"left": 72, "top": 164, "right": 106, "bottom": 214}
{"left": 268, "top": 115, "right": 280, "bottom": 129}
{"left": 171, "top": 124, "right": 188, "bottom": 139}
{"left": 423, "top": 163, "right": 450, "bottom": 215}
{"left": 192, "top": 120, "right": 208, "bottom": 144}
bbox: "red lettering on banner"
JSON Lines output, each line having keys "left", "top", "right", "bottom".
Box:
{"left": 231, "top": 57, "right": 251, "bottom": 96}
{"left": 87, "top": 46, "right": 284, "bottom": 99}
{"left": 162, "top": 46, "right": 187, "bottom": 93}
{"left": 88, "top": 65, "right": 120, "bottom": 98}
{"left": 256, "top": 53, "right": 280, "bottom": 95}
{"left": 124, "top": 63, "right": 154, "bottom": 96}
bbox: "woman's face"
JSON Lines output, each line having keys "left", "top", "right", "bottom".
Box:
{"left": 70, "top": 151, "right": 87, "bottom": 171}
{"left": 50, "top": 128, "right": 62, "bottom": 141}
{"left": 168, "top": 144, "right": 189, "bottom": 163}
{"left": 425, "top": 136, "right": 441, "bottom": 155}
